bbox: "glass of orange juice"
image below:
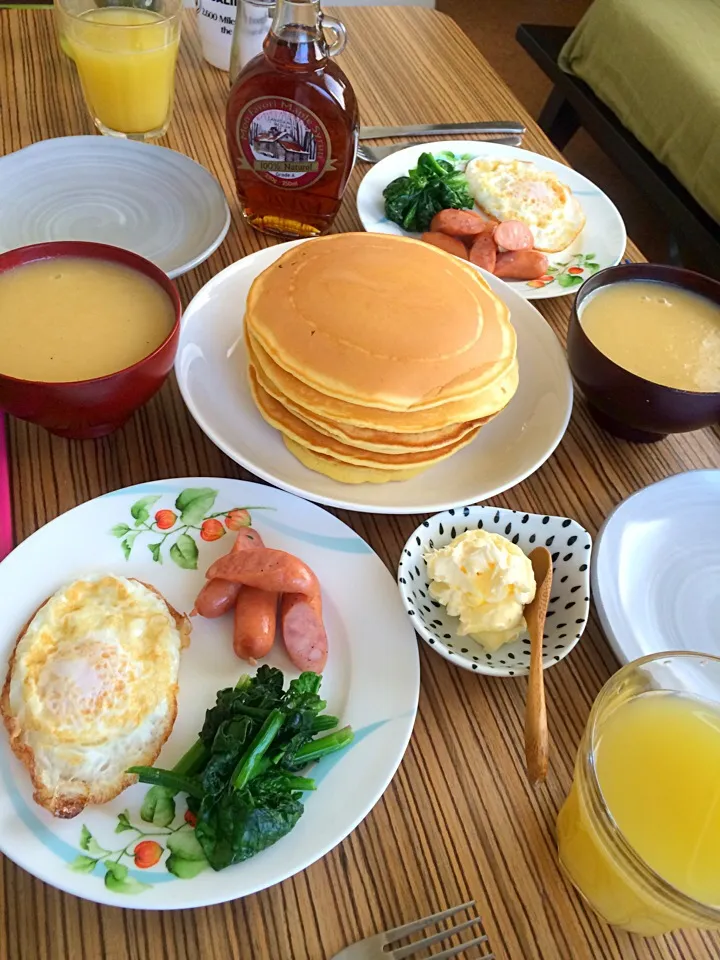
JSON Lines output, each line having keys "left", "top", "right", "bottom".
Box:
{"left": 55, "top": 0, "right": 182, "bottom": 140}
{"left": 557, "top": 652, "right": 720, "bottom": 936}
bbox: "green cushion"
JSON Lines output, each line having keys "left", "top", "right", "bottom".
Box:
{"left": 560, "top": 0, "right": 720, "bottom": 224}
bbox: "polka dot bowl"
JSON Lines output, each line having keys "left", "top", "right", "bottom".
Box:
{"left": 398, "top": 505, "right": 592, "bottom": 677}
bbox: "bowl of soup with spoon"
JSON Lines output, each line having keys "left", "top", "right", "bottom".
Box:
{"left": 0, "top": 241, "right": 181, "bottom": 438}
{"left": 568, "top": 263, "right": 720, "bottom": 442}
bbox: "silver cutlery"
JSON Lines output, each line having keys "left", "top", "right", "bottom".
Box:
{"left": 330, "top": 900, "right": 493, "bottom": 960}
{"left": 357, "top": 136, "right": 522, "bottom": 164}
{"left": 359, "top": 121, "right": 525, "bottom": 140}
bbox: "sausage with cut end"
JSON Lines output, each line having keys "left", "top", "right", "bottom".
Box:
{"left": 468, "top": 232, "right": 497, "bottom": 274}
{"left": 421, "top": 231, "right": 468, "bottom": 260}
{"left": 494, "top": 250, "right": 549, "bottom": 281}
{"left": 233, "top": 586, "right": 278, "bottom": 662}
{"left": 280, "top": 592, "right": 328, "bottom": 673}
{"left": 207, "top": 547, "right": 319, "bottom": 597}
{"left": 430, "top": 208, "right": 492, "bottom": 238}
{"left": 493, "top": 220, "right": 534, "bottom": 252}
{"left": 191, "top": 528, "right": 265, "bottom": 618}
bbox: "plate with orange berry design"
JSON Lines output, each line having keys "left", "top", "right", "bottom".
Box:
{"left": 356, "top": 139, "right": 627, "bottom": 300}
{"left": 0, "top": 477, "right": 419, "bottom": 909}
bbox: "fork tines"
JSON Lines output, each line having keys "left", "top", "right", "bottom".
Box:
{"left": 384, "top": 901, "right": 493, "bottom": 960}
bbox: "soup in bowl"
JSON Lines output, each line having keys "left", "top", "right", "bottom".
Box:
{"left": 0, "top": 241, "right": 181, "bottom": 438}
{"left": 568, "top": 263, "right": 720, "bottom": 442}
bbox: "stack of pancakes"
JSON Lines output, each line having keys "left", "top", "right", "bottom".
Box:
{"left": 244, "top": 233, "right": 519, "bottom": 484}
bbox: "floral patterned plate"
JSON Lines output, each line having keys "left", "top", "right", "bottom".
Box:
{"left": 356, "top": 139, "right": 627, "bottom": 300}
{"left": 0, "top": 478, "right": 419, "bottom": 909}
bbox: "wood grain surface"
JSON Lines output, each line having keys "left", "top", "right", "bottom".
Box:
{"left": 1, "top": 8, "right": 719, "bottom": 960}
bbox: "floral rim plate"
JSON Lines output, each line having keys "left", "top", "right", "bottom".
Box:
{"left": 0, "top": 478, "right": 419, "bottom": 909}
{"left": 175, "top": 240, "right": 573, "bottom": 515}
{"left": 0, "top": 137, "right": 231, "bottom": 278}
{"left": 592, "top": 470, "right": 720, "bottom": 665}
{"left": 398, "top": 505, "right": 592, "bottom": 676}
{"left": 356, "top": 139, "right": 627, "bottom": 300}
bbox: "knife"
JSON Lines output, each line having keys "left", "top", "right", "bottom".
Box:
{"left": 357, "top": 136, "right": 523, "bottom": 163}
{"left": 359, "top": 120, "right": 525, "bottom": 140}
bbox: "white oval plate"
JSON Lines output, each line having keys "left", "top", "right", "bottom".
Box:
{"left": 0, "top": 478, "right": 419, "bottom": 909}
{"left": 175, "top": 240, "right": 573, "bottom": 515}
{"left": 399, "top": 505, "right": 592, "bottom": 676}
{"left": 356, "top": 140, "right": 626, "bottom": 300}
{"left": 0, "top": 137, "right": 231, "bottom": 278}
{"left": 592, "top": 470, "right": 720, "bottom": 665}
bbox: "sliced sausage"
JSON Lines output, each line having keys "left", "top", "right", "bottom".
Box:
{"left": 280, "top": 592, "right": 328, "bottom": 673}
{"left": 468, "top": 232, "right": 497, "bottom": 273}
{"left": 430, "top": 208, "right": 491, "bottom": 238}
{"left": 421, "top": 231, "right": 468, "bottom": 260}
{"left": 207, "top": 547, "right": 319, "bottom": 597}
{"left": 493, "top": 220, "right": 534, "bottom": 252}
{"left": 191, "top": 528, "right": 265, "bottom": 618}
{"left": 233, "top": 586, "right": 278, "bottom": 662}
{"left": 494, "top": 250, "right": 549, "bottom": 281}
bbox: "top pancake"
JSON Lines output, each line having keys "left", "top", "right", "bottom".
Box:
{"left": 245, "top": 233, "right": 516, "bottom": 411}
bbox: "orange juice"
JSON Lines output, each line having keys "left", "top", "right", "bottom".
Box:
{"left": 558, "top": 667, "right": 720, "bottom": 936}
{"left": 66, "top": 7, "right": 180, "bottom": 136}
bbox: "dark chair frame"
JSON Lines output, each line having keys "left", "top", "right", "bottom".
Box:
{"left": 516, "top": 23, "right": 720, "bottom": 277}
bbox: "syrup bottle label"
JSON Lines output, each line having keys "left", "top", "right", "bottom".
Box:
{"left": 235, "top": 96, "right": 335, "bottom": 189}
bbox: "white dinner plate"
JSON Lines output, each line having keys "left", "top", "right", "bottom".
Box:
{"left": 356, "top": 140, "right": 627, "bottom": 300}
{"left": 175, "top": 240, "right": 573, "bottom": 515}
{"left": 0, "top": 478, "right": 419, "bottom": 909}
{"left": 592, "top": 470, "right": 720, "bottom": 664}
{"left": 0, "top": 137, "right": 231, "bottom": 278}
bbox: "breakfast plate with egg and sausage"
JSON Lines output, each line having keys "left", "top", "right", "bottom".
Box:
{"left": 0, "top": 477, "right": 419, "bottom": 908}
{"left": 356, "top": 140, "right": 627, "bottom": 300}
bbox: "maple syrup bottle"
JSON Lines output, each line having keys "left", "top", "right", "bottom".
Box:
{"left": 226, "top": 0, "right": 359, "bottom": 239}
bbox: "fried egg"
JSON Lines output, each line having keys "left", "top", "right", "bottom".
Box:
{"left": 1, "top": 575, "right": 190, "bottom": 818}
{"left": 465, "top": 157, "right": 586, "bottom": 253}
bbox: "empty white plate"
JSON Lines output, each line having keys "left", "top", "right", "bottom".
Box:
{"left": 175, "top": 239, "right": 573, "bottom": 515}
{"left": 592, "top": 470, "right": 720, "bottom": 664}
{"left": 0, "top": 137, "right": 231, "bottom": 278}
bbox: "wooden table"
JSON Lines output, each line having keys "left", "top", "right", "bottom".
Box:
{"left": 1, "top": 8, "right": 719, "bottom": 960}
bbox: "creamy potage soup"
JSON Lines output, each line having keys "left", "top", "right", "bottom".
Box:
{"left": 0, "top": 257, "right": 175, "bottom": 382}
{"left": 579, "top": 280, "right": 720, "bottom": 392}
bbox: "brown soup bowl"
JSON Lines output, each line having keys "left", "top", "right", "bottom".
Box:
{"left": 567, "top": 263, "right": 720, "bottom": 443}
{"left": 0, "top": 241, "right": 181, "bottom": 439}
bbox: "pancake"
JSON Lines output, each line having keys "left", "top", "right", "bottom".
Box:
{"left": 247, "top": 330, "right": 519, "bottom": 429}
{"left": 282, "top": 437, "right": 427, "bottom": 484}
{"left": 245, "top": 233, "right": 516, "bottom": 411}
{"left": 250, "top": 353, "right": 489, "bottom": 453}
{"left": 249, "top": 367, "right": 481, "bottom": 470}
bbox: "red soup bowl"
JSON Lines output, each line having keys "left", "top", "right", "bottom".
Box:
{"left": 0, "top": 241, "right": 182, "bottom": 439}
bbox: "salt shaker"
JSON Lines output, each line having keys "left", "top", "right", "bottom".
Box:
{"left": 229, "top": 0, "right": 275, "bottom": 82}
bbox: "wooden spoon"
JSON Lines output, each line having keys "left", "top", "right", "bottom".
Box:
{"left": 524, "top": 546, "right": 553, "bottom": 786}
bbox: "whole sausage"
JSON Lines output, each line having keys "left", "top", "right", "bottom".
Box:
{"left": 430, "top": 208, "right": 491, "bottom": 238}
{"left": 280, "top": 592, "right": 328, "bottom": 673}
{"left": 421, "top": 231, "right": 468, "bottom": 260}
{"left": 191, "top": 528, "right": 265, "bottom": 618}
{"left": 233, "top": 586, "right": 278, "bottom": 662}
{"left": 207, "top": 547, "right": 319, "bottom": 597}
{"left": 493, "top": 220, "right": 534, "bottom": 252}
{"left": 494, "top": 250, "right": 549, "bottom": 281}
{"left": 468, "top": 232, "right": 497, "bottom": 273}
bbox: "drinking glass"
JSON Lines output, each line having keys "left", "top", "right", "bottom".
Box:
{"left": 557, "top": 652, "right": 720, "bottom": 936}
{"left": 55, "top": 0, "right": 182, "bottom": 140}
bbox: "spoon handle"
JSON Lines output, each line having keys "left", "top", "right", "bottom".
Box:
{"left": 525, "top": 640, "right": 548, "bottom": 784}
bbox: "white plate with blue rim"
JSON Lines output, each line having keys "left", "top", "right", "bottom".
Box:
{"left": 356, "top": 139, "right": 626, "bottom": 300}
{"left": 593, "top": 470, "right": 720, "bottom": 665}
{"left": 0, "top": 137, "right": 231, "bottom": 278}
{"left": 398, "top": 505, "right": 592, "bottom": 676}
{"left": 0, "top": 478, "right": 419, "bottom": 909}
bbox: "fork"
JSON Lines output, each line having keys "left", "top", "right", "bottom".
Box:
{"left": 356, "top": 137, "right": 522, "bottom": 164}
{"left": 331, "top": 900, "right": 494, "bottom": 960}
